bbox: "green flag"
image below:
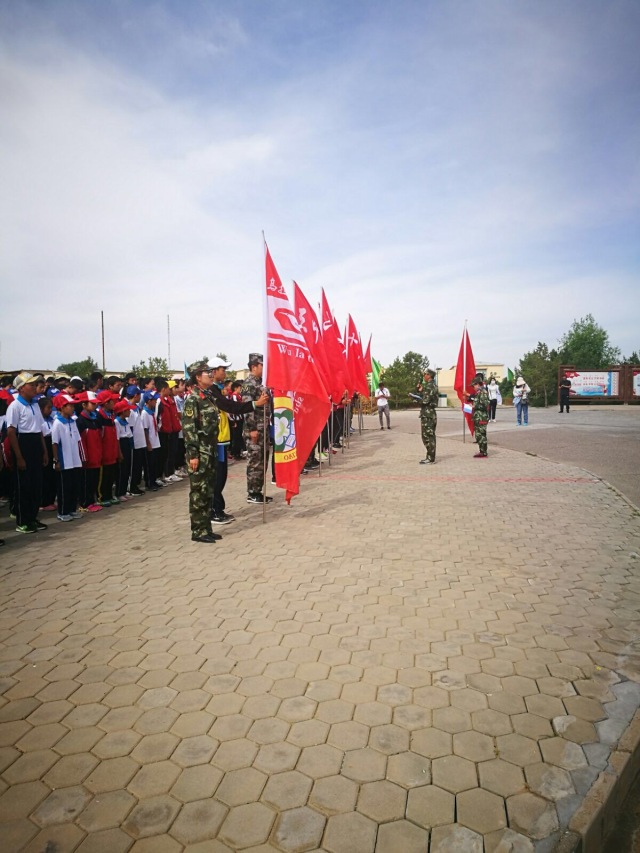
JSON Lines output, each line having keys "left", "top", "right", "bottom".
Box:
{"left": 507, "top": 367, "right": 514, "bottom": 382}
{"left": 369, "top": 357, "right": 382, "bottom": 394}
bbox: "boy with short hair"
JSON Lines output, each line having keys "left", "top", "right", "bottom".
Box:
{"left": 95, "top": 390, "right": 119, "bottom": 505}
{"left": 125, "top": 386, "right": 145, "bottom": 495}
{"left": 38, "top": 396, "right": 57, "bottom": 510}
{"left": 51, "top": 394, "right": 83, "bottom": 521}
{"left": 76, "top": 391, "right": 103, "bottom": 512}
{"left": 114, "top": 400, "right": 133, "bottom": 501}
{"left": 140, "top": 391, "right": 161, "bottom": 491}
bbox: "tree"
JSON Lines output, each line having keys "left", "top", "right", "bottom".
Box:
{"left": 517, "top": 343, "right": 560, "bottom": 407}
{"left": 559, "top": 314, "right": 621, "bottom": 369}
{"left": 383, "top": 351, "right": 430, "bottom": 409}
{"left": 57, "top": 356, "right": 98, "bottom": 378}
{"left": 215, "top": 353, "right": 236, "bottom": 381}
{"left": 623, "top": 351, "right": 640, "bottom": 365}
{"left": 132, "top": 356, "right": 169, "bottom": 377}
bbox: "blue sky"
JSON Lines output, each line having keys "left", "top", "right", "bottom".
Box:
{"left": 1, "top": 0, "right": 638, "bottom": 374}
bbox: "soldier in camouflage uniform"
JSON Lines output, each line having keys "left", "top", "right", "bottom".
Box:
{"left": 182, "top": 362, "right": 221, "bottom": 543}
{"left": 241, "top": 353, "right": 273, "bottom": 503}
{"left": 470, "top": 377, "right": 490, "bottom": 457}
{"left": 410, "top": 368, "right": 439, "bottom": 464}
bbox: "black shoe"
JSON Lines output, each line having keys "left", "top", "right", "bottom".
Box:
{"left": 130, "top": 488, "right": 144, "bottom": 496}
{"left": 211, "top": 513, "right": 233, "bottom": 525}
{"left": 380, "top": 427, "right": 384, "bottom": 430}
{"left": 34, "top": 520, "right": 48, "bottom": 531}
{"left": 192, "top": 533, "right": 218, "bottom": 543}
{"left": 419, "top": 459, "right": 435, "bottom": 465}
{"left": 305, "top": 461, "right": 320, "bottom": 470}
{"left": 387, "top": 426, "right": 391, "bottom": 430}
{"left": 247, "top": 493, "right": 273, "bottom": 504}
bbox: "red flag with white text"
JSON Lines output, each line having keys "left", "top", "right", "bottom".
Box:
{"left": 346, "top": 315, "right": 370, "bottom": 397}
{"left": 453, "top": 326, "right": 477, "bottom": 435}
{"left": 265, "top": 246, "right": 331, "bottom": 502}
{"left": 321, "top": 290, "right": 349, "bottom": 399}
{"left": 293, "top": 282, "right": 337, "bottom": 402}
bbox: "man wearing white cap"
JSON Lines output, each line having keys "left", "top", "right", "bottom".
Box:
{"left": 6, "top": 372, "right": 49, "bottom": 534}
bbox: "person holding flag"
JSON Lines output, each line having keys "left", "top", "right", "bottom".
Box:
{"left": 468, "top": 377, "right": 490, "bottom": 457}
{"left": 242, "top": 353, "right": 273, "bottom": 504}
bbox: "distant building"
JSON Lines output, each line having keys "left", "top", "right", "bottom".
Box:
{"left": 437, "top": 362, "right": 505, "bottom": 407}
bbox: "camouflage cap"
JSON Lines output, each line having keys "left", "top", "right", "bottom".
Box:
{"left": 188, "top": 361, "right": 211, "bottom": 375}
{"left": 248, "top": 352, "right": 263, "bottom": 366}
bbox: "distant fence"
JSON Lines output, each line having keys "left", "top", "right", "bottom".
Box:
{"left": 559, "top": 365, "right": 640, "bottom": 404}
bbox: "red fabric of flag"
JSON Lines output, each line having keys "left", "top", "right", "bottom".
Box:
{"left": 453, "top": 326, "right": 477, "bottom": 435}
{"left": 265, "top": 246, "right": 331, "bottom": 502}
{"left": 362, "top": 335, "right": 372, "bottom": 375}
{"left": 321, "top": 289, "right": 349, "bottom": 399}
{"left": 346, "top": 315, "right": 370, "bottom": 397}
{"left": 292, "top": 282, "right": 335, "bottom": 401}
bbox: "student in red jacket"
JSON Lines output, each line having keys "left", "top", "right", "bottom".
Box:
{"left": 75, "top": 391, "right": 103, "bottom": 512}
{"left": 95, "top": 390, "right": 119, "bottom": 506}
{"left": 156, "top": 380, "right": 182, "bottom": 483}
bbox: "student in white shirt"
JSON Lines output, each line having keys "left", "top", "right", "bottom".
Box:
{"left": 51, "top": 395, "right": 83, "bottom": 521}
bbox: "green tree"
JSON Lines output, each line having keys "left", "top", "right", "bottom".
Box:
{"left": 623, "top": 350, "right": 640, "bottom": 365}
{"left": 383, "top": 351, "right": 430, "bottom": 409}
{"left": 215, "top": 353, "right": 236, "bottom": 382}
{"left": 57, "top": 356, "right": 98, "bottom": 378}
{"left": 132, "top": 356, "right": 169, "bottom": 377}
{"left": 559, "top": 314, "right": 621, "bottom": 369}
{"left": 517, "top": 343, "right": 560, "bottom": 407}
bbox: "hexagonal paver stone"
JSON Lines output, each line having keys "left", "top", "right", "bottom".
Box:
{"left": 357, "top": 780, "right": 406, "bottom": 822}
{"left": 84, "top": 756, "right": 139, "bottom": 793}
{"left": 123, "top": 794, "right": 181, "bottom": 838}
{"left": 411, "top": 728, "right": 452, "bottom": 759}
{"left": 369, "top": 724, "right": 409, "bottom": 755}
{"left": 129, "top": 761, "right": 181, "bottom": 799}
{"left": 525, "top": 763, "right": 575, "bottom": 800}
{"left": 430, "top": 824, "right": 483, "bottom": 852}
{"left": 254, "top": 742, "right": 301, "bottom": 774}
{"left": 261, "top": 770, "right": 312, "bottom": 810}
{"left": 431, "top": 755, "right": 477, "bottom": 794}
{"left": 43, "top": 753, "right": 99, "bottom": 788}
{"left": 341, "top": 748, "right": 386, "bottom": 782}
{"left": 212, "top": 738, "right": 258, "bottom": 771}
{"left": 496, "top": 734, "right": 541, "bottom": 767}
{"left": 272, "top": 806, "right": 326, "bottom": 853}
{"left": 376, "top": 819, "right": 430, "bottom": 853}
{"left": 414, "top": 686, "right": 450, "bottom": 710}
{"left": 432, "top": 706, "right": 471, "bottom": 734}
{"left": 309, "top": 775, "right": 359, "bottom": 815}
{"left": 93, "top": 729, "right": 142, "bottom": 759}
{"left": 215, "top": 767, "right": 268, "bottom": 807}
{"left": 323, "top": 811, "right": 377, "bottom": 853}
{"left": 507, "top": 792, "right": 560, "bottom": 840}
{"left": 406, "top": 785, "right": 455, "bottom": 828}
{"left": 563, "top": 696, "right": 606, "bottom": 722}
{"left": 170, "top": 764, "right": 223, "bottom": 803}
{"left": 296, "top": 744, "right": 343, "bottom": 779}
{"left": 77, "top": 790, "right": 136, "bottom": 832}
{"left": 457, "top": 787, "right": 507, "bottom": 835}
{"left": 219, "top": 802, "right": 275, "bottom": 849}
{"left": 478, "top": 759, "right": 526, "bottom": 798}
{"left": 287, "top": 719, "right": 329, "bottom": 747}
{"left": 170, "top": 735, "right": 218, "bottom": 768}
{"left": 453, "top": 730, "right": 495, "bottom": 763}
{"left": 484, "top": 827, "right": 535, "bottom": 852}
{"left": 539, "top": 738, "right": 588, "bottom": 770}
{"left": 277, "top": 696, "right": 317, "bottom": 722}
{"left": 326, "top": 721, "right": 369, "bottom": 750}
{"left": 471, "top": 708, "right": 512, "bottom": 736}
{"left": 354, "top": 702, "right": 392, "bottom": 726}
{"left": 32, "top": 785, "right": 92, "bottom": 826}
{"left": 387, "top": 751, "right": 431, "bottom": 788}
{"left": 75, "top": 827, "right": 134, "bottom": 852}
{"left": 169, "top": 798, "right": 228, "bottom": 844}
{"left": 512, "top": 713, "right": 553, "bottom": 741}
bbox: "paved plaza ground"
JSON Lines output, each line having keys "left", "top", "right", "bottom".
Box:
{"left": 1, "top": 406, "right": 640, "bottom": 852}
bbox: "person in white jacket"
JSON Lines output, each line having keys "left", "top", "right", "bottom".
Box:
{"left": 487, "top": 379, "right": 500, "bottom": 422}
{"left": 513, "top": 377, "right": 531, "bottom": 426}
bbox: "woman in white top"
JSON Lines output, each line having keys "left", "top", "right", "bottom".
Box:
{"left": 513, "top": 377, "right": 531, "bottom": 426}
{"left": 487, "top": 379, "right": 500, "bottom": 422}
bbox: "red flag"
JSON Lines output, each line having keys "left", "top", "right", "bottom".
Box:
{"left": 362, "top": 335, "right": 372, "bottom": 375}
{"left": 346, "top": 315, "right": 370, "bottom": 397}
{"left": 265, "top": 245, "right": 331, "bottom": 502}
{"left": 321, "top": 290, "right": 349, "bottom": 399}
{"left": 293, "top": 282, "right": 339, "bottom": 402}
{"left": 453, "top": 325, "right": 477, "bottom": 435}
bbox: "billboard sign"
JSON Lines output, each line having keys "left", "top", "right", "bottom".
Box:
{"left": 563, "top": 370, "right": 620, "bottom": 397}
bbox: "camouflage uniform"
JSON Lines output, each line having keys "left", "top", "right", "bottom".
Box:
{"left": 182, "top": 387, "right": 219, "bottom": 538}
{"left": 419, "top": 381, "right": 439, "bottom": 462}
{"left": 241, "top": 373, "right": 271, "bottom": 496}
{"left": 472, "top": 388, "right": 490, "bottom": 455}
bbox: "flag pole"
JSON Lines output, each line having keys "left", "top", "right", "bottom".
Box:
{"left": 462, "top": 320, "right": 467, "bottom": 444}
{"left": 262, "top": 233, "right": 269, "bottom": 524}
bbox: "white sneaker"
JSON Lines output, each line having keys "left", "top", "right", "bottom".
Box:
{"left": 155, "top": 478, "right": 166, "bottom": 487}
{"left": 57, "top": 514, "right": 72, "bottom": 522}
{"left": 167, "top": 474, "right": 181, "bottom": 482}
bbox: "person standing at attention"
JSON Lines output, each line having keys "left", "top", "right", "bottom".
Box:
{"left": 242, "top": 353, "right": 273, "bottom": 504}
{"left": 559, "top": 373, "right": 572, "bottom": 413}
{"left": 409, "top": 368, "right": 438, "bottom": 465}
{"left": 487, "top": 378, "right": 500, "bottom": 422}
{"left": 375, "top": 380, "right": 391, "bottom": 430}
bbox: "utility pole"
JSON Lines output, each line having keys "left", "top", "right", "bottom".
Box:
{"left": 101, "top": 311, "right": 106, "bottom": 372}
{"left": 167, "top": 314, "right": 171, "bottom": 370}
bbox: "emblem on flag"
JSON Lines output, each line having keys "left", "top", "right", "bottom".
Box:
{"left": 273, "top": 395, "right": 297, "bottom": 465}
